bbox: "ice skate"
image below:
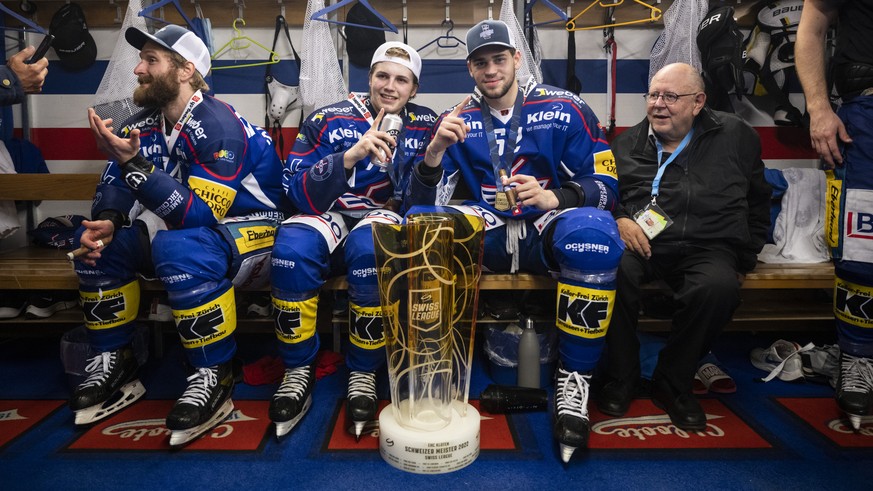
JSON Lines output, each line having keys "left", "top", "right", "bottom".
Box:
{"left": 269, "top": 365, "right": 314, "bottom": 438}
{"left": 346, "top": 370, "right": 377, "bottom": 441}
{"left": 166, "top": 362, "right": 234, "bottom": 447}
{"left": 553, "top": 367, "right": 591, "bottom": 463}
{"left": 837, "top": 352, "right": 873, "bottom": 430}
{"left": 70, "top": 346, "right": 145, "bottom": 425}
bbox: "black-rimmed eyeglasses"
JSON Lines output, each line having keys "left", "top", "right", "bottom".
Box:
{"left": 644, "top": 92, "right": 698, "bottom": 105}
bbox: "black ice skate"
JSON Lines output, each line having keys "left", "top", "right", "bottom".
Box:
{"left": 837, "top": 352, "right": 873, "bottom": 430}
{"left": 69, "top": 346, "right": 145, "bottom": 425}
{"left": 346, "top": 370, "right": 377, "bottom": 441}
{"left": 269, "top": 365, "right": 314, "bottom": 438}
{"left": 166, "top": 362, "right": 234, "bottom": 447}
{"left": 553, "top": 367, "right": 591, "bottom": 463}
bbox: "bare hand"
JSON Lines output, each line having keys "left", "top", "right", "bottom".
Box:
{"left": 809, "top": 107, "right": 851, "bottom": 168}
{"left": 616, "top": 217, "right": 651, "bottom": 259}
{"left": 344, "top": 108, "right": 397, "bottom": 169}
{"left": 424, "top": 96, "right": 471, "bottom": 167}
{"left": 502, "top": 173, "right": 558, "bottom": 211}
{"left": 88, "top": 107, "right": 140, "bottom": 163}
{"left": 76, "top": 219, "right": 115, "bottom": 266}
{"left": 8, "top": 47, "right": 48, "bottom": 94}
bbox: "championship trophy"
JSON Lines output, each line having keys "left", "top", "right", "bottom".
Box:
{"left": 371, "top": 213, "right": 485, "bottom": 474}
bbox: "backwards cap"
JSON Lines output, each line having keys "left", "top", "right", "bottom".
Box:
{"left": 370, "top": 41, "right": 422, "bottom": 80}
{"left": 125, "top": 24, "right": 211, "bottom": 77}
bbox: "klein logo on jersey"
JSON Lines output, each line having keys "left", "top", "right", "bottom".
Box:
{"left": 213, "top": 149, "right": 235, "bottom": 162}
{"left": 189, "top": 176, "right": 237, "bottom": 220}
{"left": 834, "top": 278, "right": 873, "bottom": 328}
{"left": 556, "top": 283, "right": 615, "bottom": 339}
{"left": 141, "top": 143, "right": 162, "bottom": 159}
{"left": 329, "top": 126, "right": 363, "bottom": 144}
{"left": 527, "top": 107, "right": 571, "bottom": 125}
{"left": 593, "top": 150, "right": 618, "bottom": 179}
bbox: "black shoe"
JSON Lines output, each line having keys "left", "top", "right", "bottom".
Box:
{"left": 597, "top": 379, "right": 633, "bottom": 417}
{"left": 651, "top": 380, "right": 705, "bottom": 431}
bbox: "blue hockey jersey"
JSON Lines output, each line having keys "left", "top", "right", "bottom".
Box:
{"left": 284, "top": 95, "right": 437, "bottom": 215}
{"left": 415, "top": 83, "right": 618, "bottom": 219}
{"left": 92, "top": 91, "right": 292, "bottom": 229}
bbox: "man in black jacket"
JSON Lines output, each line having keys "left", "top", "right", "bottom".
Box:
{"left": 597, "top": 63, "right": 770, "bottom": 430}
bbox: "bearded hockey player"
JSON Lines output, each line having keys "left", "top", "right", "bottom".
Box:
{"left": 70, "top": 25, "right": 292, "bottom": 446}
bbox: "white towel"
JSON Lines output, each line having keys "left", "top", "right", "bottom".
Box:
{"left": 0, "top": 141, "right": 21, "bottom": 239}
{"left": 758, "top": 167, "right": 830, "bottom": 264}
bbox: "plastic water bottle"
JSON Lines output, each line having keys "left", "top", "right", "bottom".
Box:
{"left": 517, "top": 317, "right": 540, "bottom": 388}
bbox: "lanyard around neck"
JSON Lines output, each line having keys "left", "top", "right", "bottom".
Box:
{"left": 479, "top": 90, "right": 524, "bottom": 190}
{"left": 651, "top": 128, "right": 693, "bottom": 199}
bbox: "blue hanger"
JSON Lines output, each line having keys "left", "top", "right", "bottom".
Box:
{"left": 0, "top": 3, "right": 46, "bottom": 34}
{"left": 310, "top": 0, "right": 398, "bottom": 34}
{"left": 139, "top": 0, "right": 195, "bottom": 29}
{"left": 524, "top": 0, "right": 570, "bottom": 28}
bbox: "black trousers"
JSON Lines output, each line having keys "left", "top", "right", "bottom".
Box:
{"left": 603, "top": 242, "right": 741, "bottom": 395}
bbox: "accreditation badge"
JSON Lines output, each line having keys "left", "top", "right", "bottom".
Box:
{"left": 633, "top": 201, "right": 673, "bottom": 239}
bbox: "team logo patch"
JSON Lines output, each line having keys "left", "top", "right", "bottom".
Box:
{"left": 124, "top": 170, "right": 149, "bottom": 190}
{"left": 834, "top": 277, "right": 873, "bottom": 329}
{"left": 323, "top": 399, "right": 518, "bottom": 451}
{"left": 310, "top": 158, "right": 333, "bottom": 182}
{"left": 777, "top": 397, "right": 873, "bottom": 448}
{"left": 174, "top": 288, "right": 236, "bottom": 349}
{"left": 66, "top": 400, "right": 270, "bottom": 451}
{"left": 188, "top": 175, "right": 237, "bottom": 220}
{"left": 0, "top": 400, "right": 64, "bottom": 450}
{"left": 555, "top": 283, "right": 614, "bottom": 339}
{"left": 593, "top": 149, "right": 618, "bottom": 180}
{"left": 81, "top": 281, "right": 140, "bottom": 330}
{"left": 273, "top": 296, "right": 318, "bottom": 344}
{"left": 589, "top": 399, "right": 771, "bottom": 449}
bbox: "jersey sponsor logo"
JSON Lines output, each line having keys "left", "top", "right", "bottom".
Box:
{"left": 188, "top": 176, "right": 237, "bottom": 219}
{"left": 213, "top": 149, "right": 235, "bottom": 163}
{"left": 273, "top": 296, "right": 318, "bottom": 344}
{"left": 81, "top": 280, "right": 140, "bottom": 330}
{"left": 309, "top": 158, "right": 333, "bottom": 182}
{"left": 184, "top": 117, "right": 209, "bottom": 140}
{"left": 593, "top": 150, "right": 618, "bottom": 180}
{"left": 534, "top": 87, "right": 573, "bottom": 98}
{"left": 834, "top": 277, "right": 873, "bottom": 328}
{"left": 825, "top": 170, "right": 842, "bottom": 249}
{"left": 320, "top": 106, "right": 354, "bottom": 115}
{"left": 120, "top": 115, "right": 160, "bottom": 137}
{"left": 462, "top": 114, "right": 484, "bottom": 132}
{"left": 349, "top": 304, "right": 385, "bottom": 349}
{"left": 141, "top": 143, "right": 163, "bottom": 159}
{"left": 526, "top": 105, "right": 572, "bottom": 125}
{"left": 556, "top": 283, "right": 614, "bottom": 339}
{"left": 409, "top": 112, "right": 437, "bottom": 124}
{"left": 328, "top": 126, "right": 364, "bottom": 144}
{"left": 175, "top": 288, "right": 236, "bottom": 349}
{"left": 232, "top": 224, "right": 277, "bottom": 254}
{"left": 154, "top": 189, "right": 184, "bottom": 218}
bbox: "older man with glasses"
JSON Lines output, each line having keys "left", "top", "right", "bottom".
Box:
{"left": 595, "top": 62, "right": 771, "bottom": 430}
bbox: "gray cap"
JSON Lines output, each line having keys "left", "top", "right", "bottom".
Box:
{"left": 126, "top": 24, "right": 211, "bottom": 77}
{"left": 465, "top": 20, "right": 515, "bottom": 59}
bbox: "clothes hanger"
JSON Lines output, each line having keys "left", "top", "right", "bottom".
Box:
{"left": 565, "top": 0, "right": 662, "bottom": 31}
{"left": 525, "top": 0, "right": 570, "bottom": 28}
{"left": 418, "top": 1, "right": 465, "bottom": 51}
{"left": 310, "top": 0, "right": 398, "bottom": 33}
{"left": 211, "top": 18, "right": 280, "bottom": 70}
{"left": 138, "top": 0, "right": 195, "bottom": 29}
{"left": 0, "top": 2, "right": 47, "bottom": 34}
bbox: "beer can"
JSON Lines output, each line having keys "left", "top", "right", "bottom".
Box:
{"left": 373, "top": 113, "right": 403, "bottom": 170}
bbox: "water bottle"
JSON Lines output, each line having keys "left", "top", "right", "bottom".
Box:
{"left": 517, "top": 317, "right": 540, "bottom": 388}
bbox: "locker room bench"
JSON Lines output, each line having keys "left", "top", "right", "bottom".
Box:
{"left": 0, "top": 172, "right": 837, "bottom": 338}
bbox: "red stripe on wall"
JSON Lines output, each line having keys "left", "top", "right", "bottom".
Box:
{"left": 27, "top": 126, "right": 812, "bottom": 163}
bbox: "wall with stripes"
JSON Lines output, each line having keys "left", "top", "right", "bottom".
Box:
{"left": 13, "top": 21, "right": 817, "bottom": 224}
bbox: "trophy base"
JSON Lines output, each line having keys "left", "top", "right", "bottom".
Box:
{"left": 378, "top": 402, "right": 480, "bottom": 474}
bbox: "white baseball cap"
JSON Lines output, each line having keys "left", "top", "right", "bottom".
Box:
{"left": 370, "top": 41, "right": 421, "bottom": 80}
{"left": 126, "top": 24, "right": 211, "bottom": 77}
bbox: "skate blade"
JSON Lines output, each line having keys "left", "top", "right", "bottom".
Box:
{"left": 274, "top": 394, "right": 312, "bottom": 439}
{"left": 559, "top": 443, "right": 577, "bottom": 463}
{"left": 353, "top": 420, "right": 367, "bottom": 441}
{"left": 74, "top": 380, "right": 146, "bottom": 426}
{"left": 169, "top": 399, "right": 234, "bottom": 447}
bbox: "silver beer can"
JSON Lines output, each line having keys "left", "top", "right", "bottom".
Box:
{"left": 373, "top": 113, "right": 403, "bottom": 170}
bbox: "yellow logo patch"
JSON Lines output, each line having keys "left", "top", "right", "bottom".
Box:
{"left": 234, "top": 225, "right": 276, "bottom": 254}
{"left": 273, "top": 296, "right": 318, "bottom": 344}
{"left": 825, "top": 170, "right": 842, "bottom": 249}
{"left": 555, "top": 282, "right": 615, "bottom": 339}
{"left": 834, "top": 277, "right": 873, "bottom": 329}
{"left": 173, "top": 287, "right": 236, "bottom": 349}
{"left": 593, "top": 150, "right": 618, "bottom": 180}
{"left": 188, "top": 175, "right": 237, "bottom": 220}
{"left": 349, "top": 304, "right": 386, "bottom": 349}
{"left": 81, "top": 280, "right": 141, "bottom": 330}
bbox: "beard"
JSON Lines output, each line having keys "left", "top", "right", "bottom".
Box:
{"left": 477, "top": 76, "right": 515, "bottom": 102}
{"left": 132, "top": 72, "right": 180, "bottom": 109}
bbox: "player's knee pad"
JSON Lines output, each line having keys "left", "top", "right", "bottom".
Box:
{"left": 271, "top": 223, "right": 331, "bottom": 293}
{"left": 272, "top": 289, "right": 319, "bottom": 347}
{"left": 548, "top": 208, "right": 624, "bottom": 282}
{"left": 172, "top": 284, "right": 237, "bottom": 354}
{"left": 153, "top": 228, "right": 231, "bottom": 291}
{"left": 80, "top": 279, "right": 141, "bottom": 332}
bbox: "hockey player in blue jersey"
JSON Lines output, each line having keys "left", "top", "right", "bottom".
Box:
{"left": 406, "top": 20, "right": 624, "bottom": 462}
{"left": 269, "top": 42, "right": 437, "bottom": 439}
{"left": 69, "top": 25, "right": 292, "bottom": 446}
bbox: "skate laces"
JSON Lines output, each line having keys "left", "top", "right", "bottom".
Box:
{"left": 81, "top": 351, "right": 116, "bottom": 387}
{"left": 555, "top": 368, "right": 590, "bottom": 419}
{"left": 177, "top": 367, "right": 219, "bottom": 407}
{"left": 841, "top": 354, "right": 873, "bottom": 393}
{"left": 348, "top": 371, "right": 376, "bottom": 399}
{"left": 274, "top": 366, "right": 311, "bottom": 400}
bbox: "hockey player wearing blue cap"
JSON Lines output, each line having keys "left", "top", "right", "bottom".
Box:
{"left": 69, "top": 24, "right": 293, "bottom": 446}
{"left": 268, "top": 41, "right": 437, "bottom": 439}
{"left": 406, "top": 19, "right": 624, "bottom": 463}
